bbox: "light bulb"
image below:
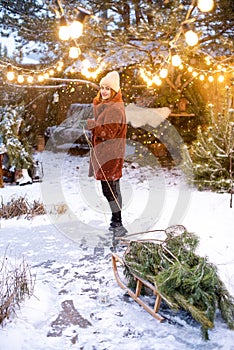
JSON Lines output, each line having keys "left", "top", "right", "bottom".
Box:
{"left": 152, "top": 75, "right": 162, "bottom": 86}
{"left": 185, "top": 30, "right": 199, "bottom": 46}
{"left": 69, "top": 46, "right": 81, "bottom": 59}
{"left": 208, "top": 76, "right": 214, "bottom": 83}
{"left": 27, "top": 75, "right": 33, "bottom": 83}
{"left": 82, "top": 59, "right": 91, "bottom": 69}
{"left": 7, "top": 71, "right": 15, "bottom": 81}
{"left": 69, "top": 21, "right": 83, "bottom": 39}
{"left": 197, "top": 0, "right": 214, "bottom": 12}
{"left": 199, "top": 74, "right": 205, "bottom": 81}
{"left": 59, "top": 26, "right": 70, "bottom": 40}
{"left": 59, "top": 16, "right": 70, "bottom": 41}
{"left": 38, "top": 75, "right": 44, "bottom": 82}
{"left": 172, "top": 54, "right": 182, "bottom": 67}
{"left": 218, "top": 74, "right": 224, "bottom": 83}
{"left": 17, "top": 73, "right": 24, "bottom": 83}
{"left": 6, "top": 65, "right": 14, "bottom": 81}
{"left": 159, "top": 68, "right": 168, "bottom": 78}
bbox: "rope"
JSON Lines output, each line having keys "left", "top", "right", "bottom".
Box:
{"left": 82, "top": 126, "right": 123, "bottom": 222}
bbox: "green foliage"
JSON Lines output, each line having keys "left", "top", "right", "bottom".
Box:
{"left": 0, "top": 104, "right": 33, "bottom": 169}
{"left": 181, "top": 89, "right": 234, "bottom": 192}
{"left": 124, "top": 227, "right": 234, "bottom": 340}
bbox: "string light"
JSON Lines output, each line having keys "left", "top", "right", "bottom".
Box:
{"left": 2, "top": 1, "right": 233, "bottom": 90}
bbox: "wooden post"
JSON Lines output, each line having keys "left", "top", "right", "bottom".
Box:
{"left": 0, "top": 154, "right": 4, "bottom": 188}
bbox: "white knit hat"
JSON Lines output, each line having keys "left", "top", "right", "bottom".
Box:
{"left": 99, "top": 71, "right": 120, "bottom": 93}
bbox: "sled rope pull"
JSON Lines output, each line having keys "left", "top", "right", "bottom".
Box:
{"left": 83, "top": 127, "right": 125, "bottom": 224}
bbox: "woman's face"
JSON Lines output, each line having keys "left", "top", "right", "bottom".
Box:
{"left": 100, "top": 85, "right": 111, "bottom": 100}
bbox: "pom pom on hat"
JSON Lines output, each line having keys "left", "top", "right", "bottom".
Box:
{"left": 100, "top": 71, "right": 120, "bottom": 93}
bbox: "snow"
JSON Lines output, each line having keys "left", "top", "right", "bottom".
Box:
{"left": 0, "top": 149, "right": 234, "bottom": 350}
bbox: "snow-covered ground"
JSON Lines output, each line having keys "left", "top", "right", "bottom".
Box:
{"left": 0, "top": 149, "right": 234, "bottom": 350}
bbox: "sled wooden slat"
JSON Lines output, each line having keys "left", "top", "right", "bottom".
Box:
{"left": 112, "top": 253, "right": 165, "bottom": 322}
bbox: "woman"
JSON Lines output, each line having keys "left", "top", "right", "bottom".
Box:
{"left": 86, "top": 71, "right": 127, "bottom": 237}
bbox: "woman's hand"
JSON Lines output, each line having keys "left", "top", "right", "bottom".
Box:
{"left": 86, "top": 118, "right": 96, "bottom": 130}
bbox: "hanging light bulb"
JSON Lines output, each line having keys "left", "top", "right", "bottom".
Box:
{"left": 182, "top": 24, "right": 199, "bottom": 46}
{"left": 197, "top": 0, "right": 214, "bottom": 12}
{"left": 208, "top": 75, "right": 214, "bottom": 83}
{"left": 205, "top": 56, "right": 211, "bottom": 65}
{"left": 37, "top": 74, "right": 44, "bottom": 82}
{"left": 56, "top": 61, "right": 63, "bottom": 72}
{"left": 199, "top": 74, "right": 205, "bottom": 81}
{"left": 27, "top": 75, "right": 33, "bottom": 83}
{"left": 17, "top": 71, "right": 24, "bottom": 84}
{"left": 152, "top": 75, "right": 162, "bottom": 86}
{"left": 58, "top": 15, "right": 70, "bottom": 41}
{"left": 159, "top": 68, "right": 168, "bottom": 79}
{"left": 218, "top": 73, "right": 224, "bottom": 83}
{"left": 171, "top": 49, "right": 182, "bottom": 67}
{"left": 69, "top": 46, "right": 81, "bottom": 59}
{"left": 69, "top": 20, "right": 83, "bottom": 39}
{"left": 70, "top": 7, "right": 91, "bottom": 39}
{"left": 6, "top": 64, "right": 14, "bottom": 81}
{"left": 49, "top": 69, "right": 55, "bottom": 76}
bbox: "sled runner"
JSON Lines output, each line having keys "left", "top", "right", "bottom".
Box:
{"left": 112, "top": 252, "right": 165, "bottom": 322}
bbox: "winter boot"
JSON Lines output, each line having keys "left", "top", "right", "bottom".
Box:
{"left": 17, "top": 169, "right": 32, "bottom": 186}
{"left": 113, "top": 224, "right": 128, "bottom": 237}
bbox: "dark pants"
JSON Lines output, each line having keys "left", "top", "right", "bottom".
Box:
{"left": 101, "top": 180, "right": 122, "bottom": 224}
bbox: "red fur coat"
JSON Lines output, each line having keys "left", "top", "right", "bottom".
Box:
{"left": 88, "top": 90, "right": 127, "bottom": 181}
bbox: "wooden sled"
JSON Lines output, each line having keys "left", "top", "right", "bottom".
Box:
{"left": 112, "top": 252, "right": 165, "bottom": 322}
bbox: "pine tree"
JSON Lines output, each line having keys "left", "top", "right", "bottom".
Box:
{"left": 123, "top": 226, "right": 234, "bottom": 340}
{"left": 0, "top": 105, "right": 33, "bottom": 169}
{"left": 182, "top": 87, "right": 234, "bottom": 192}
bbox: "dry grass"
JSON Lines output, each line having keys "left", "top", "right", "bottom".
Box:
{"left": 0, "top": 195, "right": 46, "bottom": 219}
{"left": 0, "top": 250, "right": 35, "bottom": 326}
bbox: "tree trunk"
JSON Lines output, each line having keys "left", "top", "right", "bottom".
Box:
{"left": 0, "top": 155, "right": 4, "bottom": 188}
